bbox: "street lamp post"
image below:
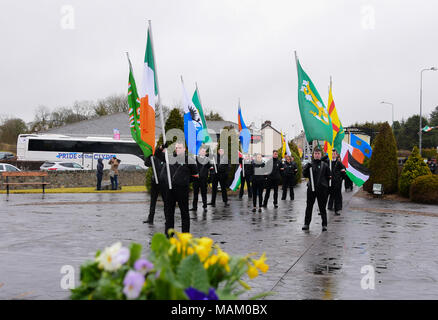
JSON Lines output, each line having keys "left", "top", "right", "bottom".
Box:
{"left": 380, "top": 101, "right": 394, "bottom": 126}
{"left": 420, "top": 67, "right": 437, "bottom": 155}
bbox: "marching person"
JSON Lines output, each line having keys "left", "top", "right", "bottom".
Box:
{"left": 302, "top": 147, "right": 331, "bottom": 232}
{"left": 344, "top": 174, "right": 353, "bottom": 192}
{"left": 96, "top": 158, "right": 104, "bottom": 191}
{"left": 251, "top": 153, "right": 267, "bottom": 212}
{"left": 281, "top": 154, "right": 298, "bottom": 200}
{"left": 156, "top": 141, "right": 199, "bottom": 237}
{"left": 263, "top": 150, "right": 282, "bottom": 208}
{"left": 208, "top": 148, "right": 230, "bottom": 207}
{"left": 143, "top": 143, "right": 166, "bottom": 224}
{"left": 190, "top": 146, "right": 211, "bottom": 212}
{"left": 239, "top": 154, "right": 253, "bottom": 199}
{"left": 327, "top": 149, "right": 346, "bottom": 216}
{"left": 108, "top": 156, "right": 120, "bottom": 190}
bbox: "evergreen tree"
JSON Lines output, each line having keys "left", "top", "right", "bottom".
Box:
{"left": 398, "top": 146, "right": 431, "bottom": 197}
{"left": 363, "top": 122, "right": 399, "bottom": 194}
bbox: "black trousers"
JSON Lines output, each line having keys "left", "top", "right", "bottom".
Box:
{"left": 252, "top": 179, "right": 264, "bottom": 207}
{"left": 328, "top": 183, "right": 343, "bottom": 212}
{"left": 162, "top": 186, "right": 190, "bottom": 236}
{"left": 344, "top": 176, "right": 353, "bottom": 191}
{"left": 211, "top": 174, "right": 228, "bottom": 204}
{"left": 148, "top": 180, "right": 163, "bottom": 221}
{"left": 192, "top": 178, "right": 208, "bottom": 209}
{"left": 304, "top": 187, "right": 329, "bottom": 227}
{"left": 264, "top": 178, "right": 280, "bottom": 206}
{"left": 281, "top": 176, "right": 295, "bottom": 200}
{"left": 96, "top": 173, "right": 103, "bottom": 190}
{"left": 239, "top": 174, "right": 253, "bottom": 198}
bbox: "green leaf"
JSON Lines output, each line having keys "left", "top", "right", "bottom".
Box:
{"left": 80, "top": 260, "right": 101, "bottom": 284}
{"left": 128, "top": 243, "right": 142, "bottom": 267}
{"left": 150, "top": 233, "right": 170, "bottom": 255}
{"left": 176, "top": 254, "right": 210, "bottom": 293}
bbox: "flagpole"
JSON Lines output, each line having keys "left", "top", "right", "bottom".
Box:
{"left": 148, "top": 20, "right": 172, "bottom": 189}
{"left": 126, "top": 52, "right": 159, "bottom": 184}
{"left": 328, "top": 75, "right": 332, "bottom": 188}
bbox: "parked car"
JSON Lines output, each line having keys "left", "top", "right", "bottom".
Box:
{"left": 0, "top": 163, "right": 21, "bottom": 172}
{"left": 40, "top": 161, "right": 84, "bottom": 171}
{"left": 0, "top": 152, "right": 15, "bottom": 160}
{"left": 118, "top": 163, "right": 145, "bottom": 171}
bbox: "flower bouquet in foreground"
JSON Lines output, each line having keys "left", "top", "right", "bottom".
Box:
{"left": 71, "top": 231, "right": 272, "bottom": 300}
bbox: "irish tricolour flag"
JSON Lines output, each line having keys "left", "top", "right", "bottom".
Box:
{"left": 139, "top": 27, "right": 157, "bottom": 155}
{"left": 229, "top": 165, "right": 242, "bottom": 191}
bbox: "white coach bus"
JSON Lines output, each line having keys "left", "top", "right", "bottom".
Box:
{"left": 16, "top": 134, "right": 146, "bottom": 170}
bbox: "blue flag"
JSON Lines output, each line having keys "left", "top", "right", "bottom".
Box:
{"left": 350, "top": 134, "right": 372, "bottom": 159}
{"left": 181, "top": 79, "right": 203, "bottom": 155}
{"left": 238, "top": 104, "right": 251, "bottom": 153}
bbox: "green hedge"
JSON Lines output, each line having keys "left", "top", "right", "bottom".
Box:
{"left": 364, "top": 122, "right": 399, "bottom": 194}
{"left": 398, "top": 146, "right": 431, "bottom": 197}
{"left": 410, "top": 175, "right": 438, "bottom": 204}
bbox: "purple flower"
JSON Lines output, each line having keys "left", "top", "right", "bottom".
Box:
{"left": 115, "top": 247, "right": 130, "bottom": 265}
{"left": 134, "top": 259, "right": 154, "bottom": 275}
{"left": 185, "top": 287, "right": 219, "bottom": 300}
{"left": 123, "top": 270, "right": 145, "bottom": 299}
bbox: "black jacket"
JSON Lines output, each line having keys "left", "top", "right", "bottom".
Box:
{"left": 239, "top": 158, "right": 254, "bottom": 177}
{"left": 266, "top": 157, "right": 282, "bottom": 180}
{"left": 156, "top": 148, "right": 199, "bottom": 188}
{"left": 303, "top": 159, "right": 331, "bottom": 190}
{"left": 210, "top": 154, "right": 229, "bottom": 177}
{"left": 282, "top": 161, "right": 298, "bottom": 177}
{"left": 144, "top": 148, "right": 164, "bottom": 184}
{"left": 330, "top": 159, "right": 346, "bottom": 185}
{"left": 195, "top": 155, "right": 211, "bottom": 179}
{"left": 97, "top": 159, "right": 104, "bottom": 175}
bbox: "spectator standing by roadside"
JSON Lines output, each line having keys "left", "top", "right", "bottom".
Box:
{"left": 96, "top": 158, "right": 104, "bottom": 191}
{"left": 108, "top": 156, "right": 120, "bottom": 190}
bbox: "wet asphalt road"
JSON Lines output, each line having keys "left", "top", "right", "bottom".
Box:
{"left": 1, "top": 184, "right": 437, "bottom": 300}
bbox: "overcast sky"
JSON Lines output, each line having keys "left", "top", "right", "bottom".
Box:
{"left": 1, "top": 0, "right": 438, "bottom": 137}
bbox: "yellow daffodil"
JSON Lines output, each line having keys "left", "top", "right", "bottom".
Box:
{"left": 186, "top": 247, "right": 194, "bottom": 256}
{"left": 197, "top": 237, "right": 213, "bottom": 249}
{"left": 217, "top": 250, "right": 229, "bottom": 266}
{"left": 247, "top": 265, "right": 259, "bottom": 279}
{"left": 178, "top": 233, "right": 192, "bottom": 247}
{"left": 195, "top": 245, "right": 210, "bottom": 262}
{"left": 253, "top": 253, "right": 269, "bottom": 273}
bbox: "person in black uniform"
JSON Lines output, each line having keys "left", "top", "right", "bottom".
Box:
{"left": 239, "top": 154, "right": 253, "bottom": 199}
{"left": 190, "top": 147, "right": 211, "bottom": 212}
{"left": 251, "top": 153, "right": 267, "bottom": 212}
{"left": 156, "top": 141, "right": 199, "bottom": 236}
{"left": 208, "top": 148, "right": 230, "bottom": 207}
{"left": 96, "top": 158, "right": 104, "bottom": 191}
{"left": 263, "top": 150, "right": 282, "bottom": 208}
{"left": 281, "top": 155, "right": 298, "bottom": 200}
{"left": 143, "top": 144, "right": 166, "bottom": 224}
{"left": 344, "top": 173, "right": 353, "bottom": 192}
{"left": 327, "top": 149, "right": 346, "bottom": 215}
{"left": 302, "top": 147, "right": 331, "bottom": 232}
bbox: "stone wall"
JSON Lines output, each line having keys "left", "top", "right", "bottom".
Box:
{"left": 1, "top": 170, "right": 147, "bottom": 190}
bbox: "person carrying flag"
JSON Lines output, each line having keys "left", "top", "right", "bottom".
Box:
{"left": 190, "top": 146, "right": 211, "bottom": 212}
{"left": 239, "top": 154, "right": 254, "bottom": 199}
{"left": 263, "top": 150, "right": 283, "bottom": 208}
{"left": 302, "top": 147, "right": 331, "bottom": 232}
{"left": 208, "top": 148, "right": 230, "bottom": 207}
{"left": 327, "top": 149, "right": 346, "bottom": 215}
{"left": 143, "top": 143, "right": 167, "bottom": 224}
{"left": 156, "top": 141, "right": 199, "bottom": 236}
{"left": 281, "top": 154, "right": 298, "bottom": 200}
